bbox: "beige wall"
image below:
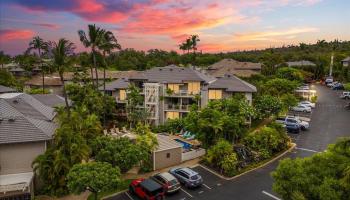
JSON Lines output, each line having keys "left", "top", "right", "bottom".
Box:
{"left": 0, "top": 141, "right": 46, "bottom": 175}
{"left": 153, "top": 147, "right": 182, "bottom": 170}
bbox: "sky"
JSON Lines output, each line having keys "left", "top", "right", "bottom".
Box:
{"left": 0, "top": 0, "right": 349, "bottom": 56}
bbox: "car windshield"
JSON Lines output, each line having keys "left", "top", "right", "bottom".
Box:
{"left": 169, "top": 179, "right": 178, "bottom": 185}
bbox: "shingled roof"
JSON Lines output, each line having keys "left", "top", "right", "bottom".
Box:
{"left": 285, "top": 60, "right": 316, "bottom": 67}
{"left": 129, "top": 65, "right": 214, "bottom": 83}
{"left": 0, "top": 85, "right": 16, "bottom": 93}
{"left": 32, "top": 94, "right": 67, "bottom": 107}
{"left": 341, "top": 57, "right": 350, "bottom": 62}
{"left": 208, "top": 74, "right": 257, "bottom": 93}
{"left": 0, "top": 93, "right": 57, "bottom": 144}
{"left": 99, "top": 78, "right": 130, "bottom": 91}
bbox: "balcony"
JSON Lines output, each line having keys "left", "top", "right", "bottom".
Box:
{"left": 164, "top": 89, "right": 200, "bottom": 97}
{"left": 165, "top": 104, "right": 191, "bottom": 111}
{"left": 115, "top": 97, "right": 127, "bottom": 103}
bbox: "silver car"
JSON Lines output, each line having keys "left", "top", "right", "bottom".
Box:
{"left": 169, "top": 167, "right": 203, "bottom": 188}
{"left": 151, "top": 172, "right": 180, "bottom": 193}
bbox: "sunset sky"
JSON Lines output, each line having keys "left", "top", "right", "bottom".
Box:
{"left": 0, "top": 0, "right": 349, "bottom": 55}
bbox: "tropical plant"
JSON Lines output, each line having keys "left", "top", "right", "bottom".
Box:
{"left": 190, "top": 35, "right": 200, "bottom": 54}
{"left": 126, "top": 84, "right": 149, "bottom": 127}
{"left": 27, "top": 36, "right": 47, "bottom": 93}
{"left": 49, "top": 38, "right": 75, "bottom": 113}
{"left": 254, "top": 95, "right": 282, "bottom": 119}
{"left": 0, "top": 51, "right": 11, "bottom": 69}
{"left": 67, "top": 162, "right": 121, "bottom": 200}
{"left": 78, "top": 24, "right": 106, "bottom": 87}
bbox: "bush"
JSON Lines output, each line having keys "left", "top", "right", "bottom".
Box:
{"left": 311, "top": 95, "right": 318, "bottom": 103}
{"left": 204, "top": 139, "right": 238, "bottom": 175}
{"left": 26, "top": 88, "right": 50, "bottom": 94}
{"left": 243, "top": 124, "right": 289, "bottom": 159}
{"left": 343, "top": 83, "right": 350, "bottom": 91}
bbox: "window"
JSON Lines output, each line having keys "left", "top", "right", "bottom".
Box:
{"left": 166, "top": 153, "right": 170, "bottom": 158}
{"left": 187, "top": 82, "right": 200, "bottom": 94}
{"left": 119, "top": 89, "right": 126, "bottom": 100}
{"left": 166, "top": 112, "right": 179, "bottom": 119}
{"left": 208, "top": 89, "right": 222, "bottom": 100}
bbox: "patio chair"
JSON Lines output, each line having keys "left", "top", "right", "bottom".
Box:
{"left": 186, "top": 134, "right": 195, "bottom": 140}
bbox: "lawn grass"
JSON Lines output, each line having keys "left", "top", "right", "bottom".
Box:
{"left": 87, "top": 179, "right": 133, "bottom": 200}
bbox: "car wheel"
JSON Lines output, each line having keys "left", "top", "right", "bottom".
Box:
{"left": 129, "top": 186, "right": 134, "bottom": 194}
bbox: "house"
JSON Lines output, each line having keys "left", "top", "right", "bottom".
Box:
{"left": 9, "top": 67, "right": 26, "bottom": 76}
{"left": 25, "top": 75, "right": 63, "bottom": 95}
{"left": 0, "top": 93, "right": 60, "bottom": 199}
{"left": 207, "top": 59, "right": 262, "bottom": 77}
{"left": 101, "top": 65, "right": 257, "bottom": 125}
{"left": 0, "top": 85, "right": 16, "bottom": 94}
{"left": 152, "top": 134, "right": 182, "bottom": 170}
{"left": 208, "top": 74, "right": 257, "bottom": 105}
{"left": 285, "top": 60, "right": 316, "bottom": 67}
{"left": 341, "top": 57, "right": 350, "bottom": 67}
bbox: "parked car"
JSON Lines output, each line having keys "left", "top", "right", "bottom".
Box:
{"left": 297, "top": 85, "right": 310, "bottom": 90}
{"left": 276, "top": 116, "right": 309, "bottom": 130}
{"left": 332, "top": 82, "right": 344, "bottom": 90}
{"left": 151, "top": 172, "right": 181, "bottom": 193}
{"left": 285, "top": 123, "right": 301, "bottom": 133}
{"left": 169, "top": 167, "right": 203, "bottom": 188}
{"left": 340, "top": 91, "right": 350, "bottom": 99}
{"left": 325, "top": 76, "right": 333, "bottom": 84}
{"left": 129, "top": 178, "right": 165, "bottom": 200}
{"left": 286, "top": 116, "right": 309, "bottom": 130}
{"left": 298, "top": 101, "right": 315, "bottom": 108}
{"left": 291, "top": 105, "right": 312, "bottom": 113}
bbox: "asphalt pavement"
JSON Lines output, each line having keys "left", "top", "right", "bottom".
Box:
{"left": 108, "top": 84, "right": 350, "bottom": 200}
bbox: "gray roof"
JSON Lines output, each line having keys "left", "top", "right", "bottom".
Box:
{"left": 9, "top": 67, "right": 25, "bottom": 72}
{"left": 32, "top": 94, "right": 67, "bottom": 107}
{"left": 99, "top": 78, "right": 129, "bottom": 91}
{"left": 129, "top": 65, "right": 213, "bottom": 83}
{"left": 285, "top": 60, "right": 316, "bottom": 67}
{"left": 155, "top": 134, "right": 182, "bottom": 152}
{"left": 0, "top": 93, "right": 57, "bottom": 144}
{"left": 0, "top": 85, "right": 16, "bottom": 93}
{"left": 342, "top": 57, "right": 350, "bottom": 62}
{"left": 208, "top": 74, "right": 257, "bottom": 93}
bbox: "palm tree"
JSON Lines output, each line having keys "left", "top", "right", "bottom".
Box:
{"left": 27, "top": 36, "right": 47, "bottom": 93}
{"left": 190, "top": 35, "right": 200, "bottom": 54}
{"left": 78, "top": 24, "right": 106, "bottom": 87}
{"left": 50, "top": 38, "right": 75, "bottom": 114}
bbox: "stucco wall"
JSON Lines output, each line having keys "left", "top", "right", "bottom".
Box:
{"left": 0, "top": 141, "right": 46, "bottom": 175}
{"left": 153, "top": 147, "right": 182, "bottom": 170}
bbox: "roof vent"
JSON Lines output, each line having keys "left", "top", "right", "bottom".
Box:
{"left": 13, "top": 99, "right": 19, "bottom": 104}
{"left": 170, "top": 69, "right": 173, "bottom": 71}
{"left": 8, "top": 117, "right": 15, "bottom": 122}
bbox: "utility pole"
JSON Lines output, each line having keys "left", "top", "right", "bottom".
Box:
{"left": 329, "top": 53, "right": 334, "bottom": 76}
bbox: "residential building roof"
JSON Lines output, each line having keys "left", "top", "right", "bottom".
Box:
{"left": 0, "top": 85, "right": 16, "bottom": 93}
{"left": 285, "top": 60, "right": 316, "bottom": 67}
{"left": 207, "top": 59, "right": 262, "bottom": 77}
{"left": 0, "top": 93, "right": 57, "bottom": 144}
{"left": 32, "top": 94, "right": 67, "bottom": 107}
{"left": 9, "top": 67, "right": 25, "bottom": 72}
{"left": 129, "top": 65, "right": 214, "bottom": 83}
{"left": 341, "top": 57, "right": 350, "bottom": 62}
{"left": 208, "top": 74, "right": 257, "bottom": 93}
{"left": 25, "top": 76, "right": 63, "bottom": 86}
{"left": 155, "top": 134, "right": 182, "bottom": 152}
{"left": 0, "top": 172, "right": 34, "bottom": 193}
{"left": 99, "top": 78, "right": 130, "bottom": 91}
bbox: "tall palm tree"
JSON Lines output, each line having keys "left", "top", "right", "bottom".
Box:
{"left": 50, "top": 38, "right": 75, "bottom": 114}
{"left": 78, "top": 24, "right": 106, "bottom": 87}
{"left": 27, "top": 36, "right": 47, "bottom": 93}
{"left": 190, "top": 35, "right": 200, "bottom": 54}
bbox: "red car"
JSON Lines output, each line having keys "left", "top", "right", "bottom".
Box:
{"left": 129, "top": 178, "right": 165, "bottom": 200}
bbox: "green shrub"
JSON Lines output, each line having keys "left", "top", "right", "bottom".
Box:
{"left": 243, "top": 124, "right": 289, "bottom": 159}
{"left": 311, "top": 95, "right": 318, "bottom": 103}
{"left": 344, "top": 83, "right": 350, "bottom": 91}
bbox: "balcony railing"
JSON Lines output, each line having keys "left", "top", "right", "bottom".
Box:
{"left": 165, "top": 104, "right": 190, "bottom": 111}
{"left": 164, "top": 89, "right": 200, "bottom": 97}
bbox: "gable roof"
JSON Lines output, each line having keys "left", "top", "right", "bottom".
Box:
{"left": 342, "top": 57, "right": 350, "bottom": 62}
{"left": 0, "top": 85, "right": 16, "bottom": 93}
{"left": 129, "top": 65, "right": 213, "bottom": 83}
{"left": 32, "top": 94, "right": 67, "bottom": 107}
{"left": 99, "top": 78, "right": 130, "bottom": 91}
{"left": 0, "top": 93, "right": 57, "bottom": 144}
{"left": 207, "top": 59, "right": 262, "bottom": 78}
{"left": 208, "top": 74, "right": 257, "bottom": 93}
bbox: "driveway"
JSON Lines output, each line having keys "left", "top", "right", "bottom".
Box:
{"left": 107, "top": 84, "right": 350, "bottom": 200}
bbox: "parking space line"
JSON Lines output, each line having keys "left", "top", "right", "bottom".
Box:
{"left": 180, "top": 188, "right": 193, "bottom": 198}
{"left": 262, "top": 191, "right": 281, "bottom": 200}
{"left": 202, "top": 183, "right": 212, "bottom": 190}
{"left": 295, "top": 147, "right": 319, "bottom": 153}
{"left": 125, "top": 192, "right": 135, "bottom": 200}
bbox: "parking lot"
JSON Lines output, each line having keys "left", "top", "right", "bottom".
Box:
{"left": 107, "top": 84, "right": 350, "bottom": 200}
{"left": 106, "top": 165, "right": 226, "bottom": 200}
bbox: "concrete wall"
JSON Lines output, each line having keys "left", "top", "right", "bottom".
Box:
{"left": 153, "top": 147, "right": 182, "bottom": 170}
{"left": 182, "top": 148, "right": 206, "bottom": 162}
{"left": 0, "top": 141, "right": 46, "bottom": 175}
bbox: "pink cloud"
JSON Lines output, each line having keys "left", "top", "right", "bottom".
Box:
{"left": 0, "top": 29, "right": 35, "bottom": 41}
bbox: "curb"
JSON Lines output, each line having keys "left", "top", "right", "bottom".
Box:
{"left": 102, "top": 189, "right": 128, "bottom": 200}
{"left": 197, "top": 143, "right": 296, "bottom": 181}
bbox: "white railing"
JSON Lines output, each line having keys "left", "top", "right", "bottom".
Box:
{"left": 182, "top": 148, "right": 206, "bottom": 162}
